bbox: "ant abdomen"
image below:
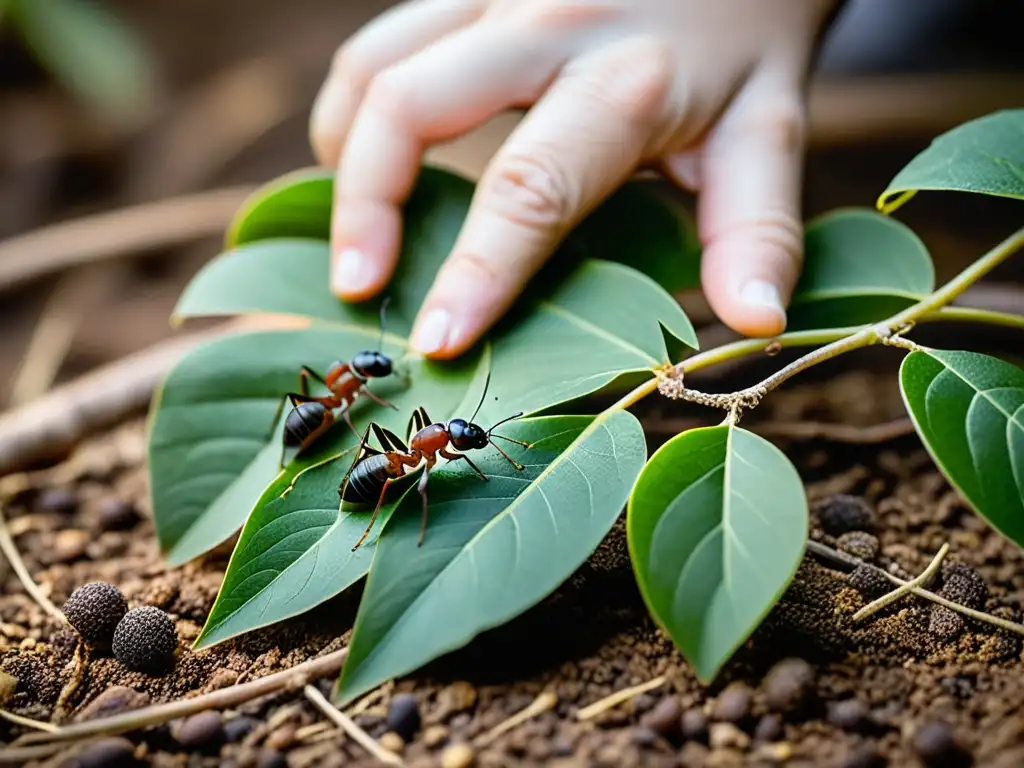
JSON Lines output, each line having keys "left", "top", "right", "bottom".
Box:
{"left": 284, "top": 402, "right": 328, "bottom": 447}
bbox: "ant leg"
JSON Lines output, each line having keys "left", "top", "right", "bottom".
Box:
{"left": 361, "top": 387, "right": 398, "bottom": 411}
{"left": 416, "top": 464, "right": 432, "bottom": 547}
{"left": 338, "top": 422, "right": 376, "bottom": 501}
{"left": 490, "top": 433, "right": 531, "bottom": 449}
{"left": 298, "top": 366, "right": 328, "bottom": 396}
{"left": 338, "top": 406, "right": 361, "bottom": 439}
{"left": 351, "top": 477, "right": 395, "bottom": 551}
{"left": 439, "top": 449, "right": 488, "bottom": 482}
{"left": 487, "top": 440, "right": 526, "bottom": 472}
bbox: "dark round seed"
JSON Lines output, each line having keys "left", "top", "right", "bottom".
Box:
{"left": 223, "top": 715, "right": 259, "bottom": 743}
{"left": 630, "top": 726, "right": 660, "bottom": 747}
{"left": 763, "top": 658, "right": 815, "bottom": 713}
{"left": 940, "top": 563, "right": 988, "bottom": 611}
{"left": 815, "top": 495, "right": 873, "bottom": 536}
{"left": 111, "top": 606, "right": 178, "bottom": 674}
{"left": 711, "top": 683, "right": 752, "bottom": 723}
{"left": 176, "top": 711, "right": 224, "bottom": 750}
{"left": 639, "top": 695, "right": 681, "bottom": 737}
{"left": 850, "top": 565, "right": 891, "bottom": 600}
{"left": 97, "top": 499, "right": 141, "bottom": 531}
{"left": 37, "top": 488, "right": 78, "bottom": 515}
{"left": 912, "top": 720, "right": 971, "bottom": 767}
{"left": 78, "top": 737, "right": 138, "bottom": 768}
{"left": 61, "top": 582, "right": 128, "bottom": 649}
{"left": 828, "top": 699, "right": 868, "bottom": 731}
{"left": 386, "top": 693, "right": 421, "bottom": 742}
{"left": 928, "top": 606, "right": 965, "bottom": 640}
{"left": 681, "top": 708, "right": 709, "bottom": 742}
{"left": 837, "top": 531, "right": 880, "bottom": 562}
{"left": 753, "top": 714, "right": 783, "bottom": 743}
{"left": 257, "top": 750, "right": 289, "bottom": 768}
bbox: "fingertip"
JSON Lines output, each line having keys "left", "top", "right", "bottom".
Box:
{"left": 330, "top": 200, "right": 400, "bottom": 302}
{"left": 310, "top": 77, "right": 354, "bottom": 167}
{"left": 701, "top": 245, "right": 794, "bottom": 338}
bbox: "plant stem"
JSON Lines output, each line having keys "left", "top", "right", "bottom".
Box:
{"left": 928, "top": 306, "right": 1024, "bottom": 330}
{"left": 853, "top": 543, "right": 948, "bottom": 621}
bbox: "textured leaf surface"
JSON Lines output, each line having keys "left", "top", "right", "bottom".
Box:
{"left": 900, "top": 349, "right": 1024, "bottom": 545}
{"left": 627, "top": 425, "right": 807, "bottom": 682}
{"left": 787, "top": 209, "right": 934, "bottom": 329}
{"left": 336, "top": 411, "right": 646, "bottom": 703}
{"left": 878, "top": 110, "right": 1024, "bottom": 213}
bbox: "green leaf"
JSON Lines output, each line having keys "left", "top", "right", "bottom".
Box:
{"left": 335, "top": 411, "right": 647, "bottom": 704}
{"left": 627, "top": 425, "right": 808, "bottom": 683}
{"left": 7, "top": 0, "right": 154, "bottom": 125}
{"left": 878, "top": 109, "right": 1024, "bottom": 213}
{"left": 227, "top": 168, "right": 334, "bottom": 248}
{"left": 787, "top": 208, "right": 934, "bottom": 330}
{"left": 147, "top": 328, "right": 479, "bottom": 565}
{"left": 569, "top": 181, "right": 701, "bottom": 293}
{"left": 899, "top": 349, "right": 1024, "bottom": 546}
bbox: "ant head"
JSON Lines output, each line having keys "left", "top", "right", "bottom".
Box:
{"left": 351, "top": 350, "right": 393, "bottom": 379}
{"left": 447, "top": 419, "right": 488, "bottom": 451}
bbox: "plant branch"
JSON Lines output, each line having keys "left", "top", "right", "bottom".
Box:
{"left": 854, "top": 543, "right": 948, "bottom": 621}
{"left": 15, "top": 647, "right": 348, "bottom": 746}
{"left": 807, "top": 540, "right": 1024, "bottom": 636}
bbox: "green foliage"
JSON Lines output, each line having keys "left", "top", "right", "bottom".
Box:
{"left": 878, "top": 109, "right": 1024, "bottom": 213}
{"left": 147, "top": 108, "right": 1024, "bottom": 699}
{"left": 900, "top": 349, "right": 1024, "bottom": 546}
{"left": 627, "top": 425, "right": 807, "bottom": 682}
{"left": 4, "top": 0, "right": 154, "bottom": 125}
{"left": 337, "top": 412, "right": 646, "bottom": 703}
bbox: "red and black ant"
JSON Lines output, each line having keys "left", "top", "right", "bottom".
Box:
{"left": 338, "top": 373, "right": 530, "bottom": 551}
{"left": 269, "top": 300, "right": 401, "bottom": 469}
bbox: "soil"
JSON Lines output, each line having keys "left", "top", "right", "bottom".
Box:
{"left": 2, "top": 362, "right": 1024, "bottom": 768}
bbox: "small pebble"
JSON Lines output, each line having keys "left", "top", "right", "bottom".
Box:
{"left": 837, "top": 531, "right": 880, "bottom": 561}
{"left": 815, "top": 494, "right": 873, "bottom": 535}
{"left": 265, "top": 724, "right": 297, "bottom": 751}
{"left": 97, "top": 498, "right": 141, "bottom": 531}
{"left": 828, "top": 699, "right": 869, "bottom": 731}
{"left": 753, "top": 714, "right": 783, "bottom": 743}
{"left": 639, "top": 695, "right": 682, "bottom": 737}
{"left": 839, "top": 744, "right": 885, "bottom": 768}
{"left": 77, "top": 737, "right": 137, "bottom": 768}
{"left": 176, "top": 711, "right": 224, "bottom": 750}
{"left": 712, "top": 682, "right": 752, "bottom": 723}
{"left": 632, "top": 693, "right": 657, "bottom": 714}
{"left": 709, "top": 722, "right": 750, "bottom": 750}
{"left": 379, "top": 731, "right": 405, "bottom": 755}
{"left": 434, "top": 681, "right": 478, "bottom": 720}
{"left": 681, "top": 708, "right": 709, "bottom": 742}
{"left": 74, "top": 686, "right": 150, "bottom": 723}
{"left": 257, "top": 750, "right": 288, "bottom": 768}
{"left": 912, "top": 720, "right": 971, "bottom": 767}
{"left": 37, "top": 488, "right": 78, "bottom": 515}
{"left": 928, "top": 606, "right": 965, "bottom": 640}
{"left": 442, "top": 742, "right": 476, "bottom": 768}
{"left": 763, "top": 658, "right": 815, "bottom": 713}
{"left": 46, "top": 529, "right": 90, "bottom": 565}
{"left": 386, "top": 692, "right": 421, "bottom": 741}
{"left": 223, "top": 715, "right": 259, "bottom": 743}
{"left": 630, "top": 726, "right": 660, "bottom": 747}
{"left": 850, "top": 565, "right": 891, "bottom": 599}
{"left": 423, "top": 724, "right": 450, "bottom": 748}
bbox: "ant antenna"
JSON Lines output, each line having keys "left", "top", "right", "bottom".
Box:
{"left": 377, "top": 297, "right": 391, "bottom": 352}
{"left": 470, "top": 370, "right": 492, "bottom": 423}
{"left": 486, "top": 411, "right": 524, "bottom": 436}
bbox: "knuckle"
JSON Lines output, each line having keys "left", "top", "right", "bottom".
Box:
{"left": 363, "top": 67, "right": 415, "bottom": 123}
{"left": 736, "top": 214, "right": 804, "bottom": 267}
{"left": 751, "top": 105, "right": 806, "bottom": 153}
{"left": 483, "top": 155, "right": 573, "bottom": 230}
{"left": 600, "top": 37, "right": 674, "bottom": 120}
{"left": 448, "top": 250, "right": 505, "bottom": 287}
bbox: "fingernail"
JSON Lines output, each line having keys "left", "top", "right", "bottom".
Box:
{"left": 739, "top": 279, "right": 786, "bottom": 318}
{"left": 411, "top": 308, "right": 451, "bottom": 355}
{"left": 332, "top": 247, "right": 371, "bottom": 294}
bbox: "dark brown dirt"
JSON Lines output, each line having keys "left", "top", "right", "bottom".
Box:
{"left": 2, "top": 365, "right": 1024, "bottom": 767}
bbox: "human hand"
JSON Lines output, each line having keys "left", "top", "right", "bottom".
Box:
{"left": 310, "top": 0, "right": 837, "bottom": 358}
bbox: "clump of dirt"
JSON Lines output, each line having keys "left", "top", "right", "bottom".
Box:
{"left": 3, "top": 370, "right": 1024, "bottom": 767}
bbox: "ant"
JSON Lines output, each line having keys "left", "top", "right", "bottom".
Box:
{"left": 269, "top": 299, "right": 401, "bottom": 469}
{"left": 338, "top": 372, "right": 530, "bottom": 551}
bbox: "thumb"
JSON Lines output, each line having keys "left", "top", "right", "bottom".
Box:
{"left": 696, "top": 73, "right": 806, "bottom": 338}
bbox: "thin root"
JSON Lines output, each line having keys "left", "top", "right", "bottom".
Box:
{"left": 575, "top": 676, "right": 667, "bottom": 721}
{"left": 0, "top": 504, "right": 64, "bottom": 623}
{"left": 475, "top": 690, "right": 558, "bottom": 747}
{"left": 303, "top": 685, "right": 403, "bottom": 766}
{"left": 854, "top": 543, "right": 948, "bottom": 621}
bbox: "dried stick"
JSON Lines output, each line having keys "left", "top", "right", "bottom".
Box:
{"left": 0, "top": 709, "right": 60, "bottom": 733}
{"left": 15, "top": 647, "right": 348, "bottom": 746}
{"left": 475, "top": 691, "right": 558, "bottom": 748}
{"left": 303, "top": 685, "right": 404, "bottom": 766}
{"left": 806, "top": 541, "right": 1024, "bottom": 636}
{"left": 0, "top": 187, "right": 254, "bottom": 292}
{"left": 576, "top": 676, "right": 667, "bottom": 721}
{"left": 0, "top": 503, "right": 64, "bottom": 622}
{"left": 854, "top": 543, "right": 948, "bottom": 621}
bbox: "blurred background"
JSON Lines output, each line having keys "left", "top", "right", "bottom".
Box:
{"left": 0, "top": 0, "right": 1021, "bottom": 414}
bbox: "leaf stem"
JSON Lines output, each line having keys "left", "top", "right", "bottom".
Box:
{"left": 853, "top": 543, "right": 948, "bottom": 621}
{"left": 928, "top": 306, "right": 1024, "bottom": 330}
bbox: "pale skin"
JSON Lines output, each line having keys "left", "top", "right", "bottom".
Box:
{"left": 310, "top": 0, "right": 838, "bottom": 359}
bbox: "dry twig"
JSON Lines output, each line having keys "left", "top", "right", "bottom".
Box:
{"left": 0, "top": 709, "right": 60, "bottom": 734}
{"left": 575, "top": 676, "right": 667, "bottom": 721}
{"left": 854, "top": 543, "right": 948, "bottom": 621}
{"left": 303, "top": 685, "right": 404, "bottom": 766}
{"left": 475, "top": 691, "right": 558, "bottom": 747}
{"left": 0, "top": 503, "right": 64, "bottom": 622}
